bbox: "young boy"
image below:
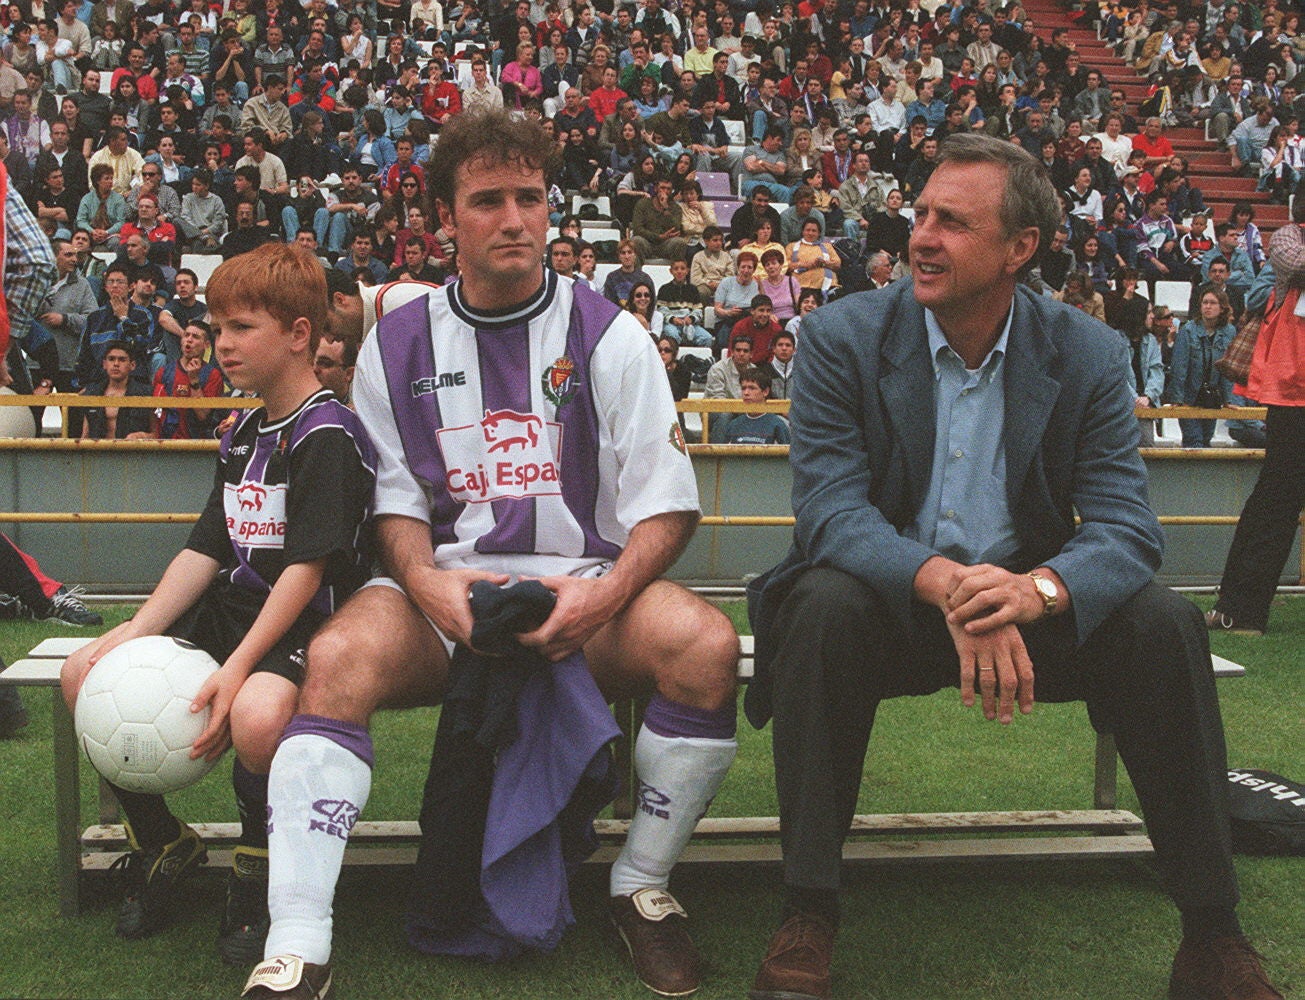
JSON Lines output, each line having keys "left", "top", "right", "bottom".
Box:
{"left": 60, "top": 244, "right": 377, "bottom": 965}
{"left": 80, "top": 340, "right": 155, "bottom": 440}
{"left": 656, "top": 257, "right": 713, "bottom": 346}
{"left": 152, "top": 320, "right": 227, "bottom": 440}
{"left": 711, "top": 365, "right": 791, "bottom": 444}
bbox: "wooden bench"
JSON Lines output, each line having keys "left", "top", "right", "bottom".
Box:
{"left": 1, "top": 635, "right": 1247, "bottom": 918}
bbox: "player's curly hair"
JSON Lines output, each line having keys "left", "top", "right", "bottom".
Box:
{"left": 426, "top": 109, "right": 558, "bottom": 216}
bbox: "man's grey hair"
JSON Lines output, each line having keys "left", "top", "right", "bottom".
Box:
{"left": 868, "top": 251, "right": 892, "bottom": 270}
{"left": 936, "top": 132, "right": 1060, "bottom": 273}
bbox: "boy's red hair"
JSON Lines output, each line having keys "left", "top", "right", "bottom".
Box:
{"left": 206, "top": 244, "right": 328, "bottom": 351}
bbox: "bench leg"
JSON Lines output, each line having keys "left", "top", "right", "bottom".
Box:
{"left": 52, "top": 692, "right": 82, "bottom": 917}
{"left": 1093, "top": 732, "right": 1118, "bottom": 811}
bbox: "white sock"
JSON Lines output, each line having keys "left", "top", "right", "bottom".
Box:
{"left": 264, "top": 720, "right": 373, "bottom": 965}
{"left": 610, "top": 725, "right": 737, "bottom": 898}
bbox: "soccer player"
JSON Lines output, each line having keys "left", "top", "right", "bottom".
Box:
{"left": 60, "top": 244, "right": 376, "bottom": 964}
{"left": 242, "top": 110, "right": 739, "bottom": 1000}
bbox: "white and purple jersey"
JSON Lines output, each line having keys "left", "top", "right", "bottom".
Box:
{"left": 353, "top": 267, "right": 700, "bottom": 578}
{"left": 187, "top": 390, "right": 378, "bottom": 616}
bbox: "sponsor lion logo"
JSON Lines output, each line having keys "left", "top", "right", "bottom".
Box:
{"left": 482, "top": 409, "right": 543, "bottom": 453}
{"left": 236, "top": 482, "right": 266, "bottom": 511}
{"left": 541, "top": 356, "right": 580, "bottom": 406}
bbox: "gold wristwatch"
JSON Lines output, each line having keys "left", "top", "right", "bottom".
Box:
{"left": 1028, "top": 571, "right": 1058, "bottom": 619}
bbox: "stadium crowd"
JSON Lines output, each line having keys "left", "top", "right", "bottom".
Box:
{"left": 0, "top": 0, "right": 1300, "bottom": 434}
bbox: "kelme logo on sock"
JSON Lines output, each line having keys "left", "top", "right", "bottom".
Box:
{"left": 638, "top": 781, "right": 671, "bottom": 820}
{"left": 309, "top": 798, "right": 360, "bottom": 840}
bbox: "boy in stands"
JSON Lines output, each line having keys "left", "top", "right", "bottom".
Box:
{"left": 61, "top": 244, "right": 376, "bottom": 966}
{"left": 712, "top": 366, "right": 791, "bottom": 444}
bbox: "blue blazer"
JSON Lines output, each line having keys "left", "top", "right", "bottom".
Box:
{"left": 745, "top": 279, "right": 1164, "bottom": 727}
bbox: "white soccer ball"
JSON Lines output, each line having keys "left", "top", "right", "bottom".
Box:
{"left": 74, "top": 635, "right": 223, "bottom": 795}
{"left": 0, "top": 388, "right": 36, "bottom": 439}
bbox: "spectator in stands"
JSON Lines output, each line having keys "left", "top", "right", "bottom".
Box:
{"left": 151, "top": 319, "right": 224, "bottom": 439}
{"left": 705, "top": 330, "right": 752, "bottom": 399}
{"left": 75, "top": 263, "right": 151, "bottom": 384}
{"left": 313, "top": 335, "right": 356, "bottom": 405}
{"left": 837, "top": 150, "right": 883, "bottom": 241}
{"left": 631, "top": 176, "right": 688, "bottom": 262}
{"left": 221, "top": 198, "right": 275, "bottom": 259}
{"left": 79, "top": 338, "right": 153, "bottom": 439}
{"left": 742, "top": 125, "right": 795, "bottom": 201}
{"left": 1228, "top": 201, "right": 1266, "bottom": 273}
{"left": 691, "top": 225, "right": 732, "bottom": 302}
{"left": 657, "top": 257, "right": 711, "bottom": 347}
{"left": 178, "top": 167, "right": 226, "bottom": 253}
{"left": 1227, "top": 97, "right": 1275, "bottom": 174}
{"left": 1132, "top": 116, "right": 1176, "bottom": 168}
{"left": 32, "top": 236, "right": 96, "bottom": 390}
{"left": 77, "top": 163, "right": 126, "bottom": 252}
{"left": 602, "top": 238, "right": 652, "bottom": 309}
{"left": 389, "top": 235, "right": 445, "bottom": 284}
{"left": 1202, "top": 222, "right": 1255, "bottom": 295}
{"left": 713, "top": 250, "right": 761, "bottom": 350}
{"left": 1167, "top": 285, "right": 1236, "bottom": 447}
{"left": 241, "top": 73, "right": 292, "bottom": 148}
{"left": 1134, "top": 190, "right": 1183, "bottom": 280}
{"left": 711, "top": 365, "right": 790, "bottom": 444}
{"left": 337, "top": 231, "right": 387, "bottom": 285}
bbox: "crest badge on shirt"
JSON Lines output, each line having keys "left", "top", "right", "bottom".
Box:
{"left": 541, "top": 356, "right": 579, "bottom": 407}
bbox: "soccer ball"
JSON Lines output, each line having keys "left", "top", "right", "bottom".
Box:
{"left": 74, "top": 636, "right": 222, "bottom": 795}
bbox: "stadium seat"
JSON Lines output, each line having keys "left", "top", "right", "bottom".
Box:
{"left": 722, "top": 120, "right": 746, "bottom": 146}
{"left": 712, "top": 200, "right": 744, "bottom": 232}
{"left": 1152, "top": 280, "right": 1192, "bottom": 318}
{"left": 572, "top": 193, "right": 613, "bottom": 219}
{"left": 181, "top": 254, "right": 223, "bottom": 293}
{"left": 698, "top": 172, "right": 733, "bottom": 199}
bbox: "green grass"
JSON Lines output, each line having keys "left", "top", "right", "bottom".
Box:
{"left": 1, "top": 596, "right": 1300, "bottom": 1000}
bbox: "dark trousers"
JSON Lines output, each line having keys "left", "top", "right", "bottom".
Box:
{"left": 769, "top": 567, "right": 1239, "bottom": 914}
{"left": 1214, "top": 404, "right": 1305, "bottom": 630}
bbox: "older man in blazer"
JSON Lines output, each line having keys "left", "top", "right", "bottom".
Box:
{"left": 745, "top": 134, "right": 1280, "bottom": 1000}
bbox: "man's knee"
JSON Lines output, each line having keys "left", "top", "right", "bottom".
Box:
{"left": 299, "top": 617, "right": 387, "bottom": 719}
{"left": 657, "top": 597, "right": 739, "bottom": 711}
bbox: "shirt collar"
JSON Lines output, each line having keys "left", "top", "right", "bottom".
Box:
{"left": 924, "top": 300, "right": 1013, "bottom": 377}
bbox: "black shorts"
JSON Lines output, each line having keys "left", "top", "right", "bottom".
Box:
{"left": 165, "top": 580, "right": 326, "bottom": 686}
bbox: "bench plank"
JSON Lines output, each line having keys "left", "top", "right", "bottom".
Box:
{"left": 81, "top": 809, "right": 1146, "bottom": 851}
{"left": 80, "top": 834, "right": 1156, "bottom": 872}
{"left": 28, "top": 637, "right": 94, "bottom": 658}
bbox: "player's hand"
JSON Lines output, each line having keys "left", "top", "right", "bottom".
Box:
{"left": 406, "top": 566, "right": 510, "bottom": 650}
{"left": 949, "top": 619, "right": 1034, "bottom": 724}
{"left": 516, "top": 575, "right": 623, "bottom": 662}
{"left": 189, "top": 664, "right": 243, "bottom": 760}
{"left": 943, "top": 563, "right": 1044, "bottom": 634}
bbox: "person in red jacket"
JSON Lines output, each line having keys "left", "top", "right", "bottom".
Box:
{"left": 420, "top": 59, "right": 462, "bottom": 129}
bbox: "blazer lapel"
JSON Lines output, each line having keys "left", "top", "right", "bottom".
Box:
{"left": 878, "top": 292, "right": 936, "bottom": 517}
{"left": 1003, "top": 292, "right": 1062, "bottom": 507}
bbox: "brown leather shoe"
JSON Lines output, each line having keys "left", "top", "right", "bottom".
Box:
{"left": 1169, "top": 936, "right": 1283, "bottom": 999}
{"left": 610, "top": 888, "right": 702, "bottom": 997}
{"left": 749, "top": 912, "right": 836, "bottom": 1000}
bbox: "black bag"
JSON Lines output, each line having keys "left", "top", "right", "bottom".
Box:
{"left": 1194, "top": 382, "right": 1224, "bottom": 408}
{"left": 833, "top": 238, "right": 871, "bottom": 294}
{"left": 1226, "top": 769, "right": 1305, "bottom": 856}
{"left": 679, "top": 353, "right": 712, "bottom": 383}
{"left": 1193, "top": 335, "right": 1223, "bottom": 409}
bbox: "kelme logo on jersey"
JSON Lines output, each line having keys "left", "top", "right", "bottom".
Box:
{"left": 541, "top": 356, "right": 580, "bottom": 406}
{"left": 437, "top": 409, "right": 565, "bottom": 504}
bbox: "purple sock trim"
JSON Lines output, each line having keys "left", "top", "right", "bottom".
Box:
{"left": 280, "top": 713, "right": 375, "bottom": 768}
{"left": 643, "top": 694, "right": 737, "bottom": 741}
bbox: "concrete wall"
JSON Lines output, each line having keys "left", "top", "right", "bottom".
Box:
{"left": 1, "top": 444, "right": 1298, "bottom": 592}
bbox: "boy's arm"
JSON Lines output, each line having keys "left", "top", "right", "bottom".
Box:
{"left": 189, "top": 556, "right": 328, "bottom": 760}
